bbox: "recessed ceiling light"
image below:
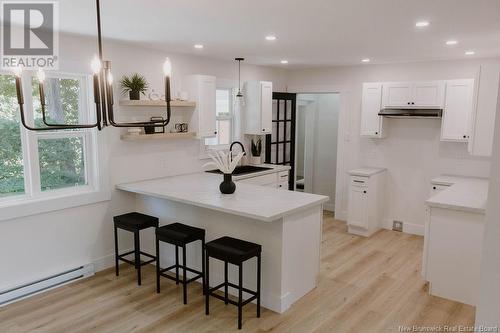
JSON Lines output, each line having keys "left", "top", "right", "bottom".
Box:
{"left": 465, "top": 50, "right": 475, "bottom": 56}
{"left": 265, "top": 35, "right": 277, "bottom": 41}
{"left": 194, "top": 44, "right": 204, "bottom": 49}
{"left": 280, "top": 60, "right": 288, "bottom": 64}
{"left": 415, "top": 21, "right": 430, "bottom": 28}
{"left": 446, "top": 40, "right": 458, "bottom": 46}
{"left": 361, "top": 58, "right": 370, "bottom": 63}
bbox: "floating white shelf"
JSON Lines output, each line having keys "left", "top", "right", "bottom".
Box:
{"left": 120, "top": 132, "right": 197, "bottom": 141}
{"left": 119, "top": 100, "right": 196, "bottom": 107}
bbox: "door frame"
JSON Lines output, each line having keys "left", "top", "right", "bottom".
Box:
{"left": 287, "top": 85, "right": 351, "bottom": 221}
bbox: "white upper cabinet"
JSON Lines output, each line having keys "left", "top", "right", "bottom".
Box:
{"left": 244, "top": 81, "right": 273, "bottom": 135}
{"left": 441, "top": 79, "right": 475, "bottom": 142}
{"left": 185, "top": 75, "right": 217, "bottom": 138}
{"left": 360, "top": 82, "right": 384, "bottom": 138}
{"left": 382, "top": 81, "right": 444, "bottom": 108}
{"left": 413, "top": 81, "right": 445, "bottom": 107}
{"left": 468, "top": 64, "right": 500, "bottom": 156}
{"left": 382, "top": 83, "right": 413, "bottom": 107}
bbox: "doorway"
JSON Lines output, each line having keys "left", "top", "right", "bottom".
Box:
{"left": 295, "top": 93, "right": 340, "bottom": 212}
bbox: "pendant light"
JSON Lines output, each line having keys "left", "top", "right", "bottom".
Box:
{"left": 12, "top": 0, "right": 172, "bottom": 131}
{"left": 235, "top": 57, "right": 244, "bottom": 100}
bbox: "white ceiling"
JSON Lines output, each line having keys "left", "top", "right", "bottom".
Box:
{"left": 49, "top": 0, "right": 500, "bottom": 67}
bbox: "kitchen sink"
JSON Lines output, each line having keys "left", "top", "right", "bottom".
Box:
{"left": 206, "top": 165, "right": 273, "bottom": 176}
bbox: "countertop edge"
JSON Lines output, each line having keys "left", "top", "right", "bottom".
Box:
{"left": 116, "top": 183, "right": 328, "bottom": 222}
{"left": 425, "top": 200, "right": 486, "bottom": 214}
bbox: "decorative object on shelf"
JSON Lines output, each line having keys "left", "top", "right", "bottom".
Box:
{"left": 12, "top": 0, "right": 172, "bottom": 132}
{"left": 127, "top": 128, "right": 142, "bottom": 135}
{"left": 175, "top": 123, "right": 188, "bottom": 133}
{"left": 235, "top": 57, "right": 245, "bottom": 103}
{"left": 250, "top": 138, "right": 262, "bottom": 165}
{"left": 120, "top": 73, "right": 149, "bottom": 100}
{"left": 151, "top": 117, "right": 165, "bottom": 133}
{"left": 203, "top": 150, "right": 245, "bottom": 194}
{"left": 178, "top": 91, "right": 189, "bottom": 101}
{"left": 148, "top": 89, "right": 161, "bottom": 101}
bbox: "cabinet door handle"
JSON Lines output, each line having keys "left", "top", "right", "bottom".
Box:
{"left": 363, "top": 190, "right": 367, "bottom": 194}
{"left": 411, "top": 102, "right": 415, "bottom": 105}
{"left": 463, "top": 135, "right": 467, "bottom": 138}
{"left": 262, "top": 129, "right": 266, "bottom": 131}
{"left": 407, "top": 102, "right": 411, "bottom": 105}
{"left": 375, "top": 131, "right": 378, "bottom": 135}
{"left": 433, "top": 186, "right": 437, "bottom": 190}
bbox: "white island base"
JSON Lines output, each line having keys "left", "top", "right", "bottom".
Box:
{"left": 117, "top": 173, "right": 328, "bottom": 313}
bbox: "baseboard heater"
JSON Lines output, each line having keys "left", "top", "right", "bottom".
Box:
{"left": 0, "top": 264, "right": 95, "bottom": 306}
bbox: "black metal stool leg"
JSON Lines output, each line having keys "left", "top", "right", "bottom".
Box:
{"left": 202, "top": 238, "right": 206, "bottom": 295}
{"left": 257, "top": 254, "right": 261, "bottom": 318}
{"left": 238, "top": 262, "right": 243, "bottom": 330}
{"left": 224, "top": 261, "right": 229, "bottom": 305}
{"left": 175, "top": 245, "right": 179, "bottom": 285}
{"left": 134, "top": 231, "right": 141, "bottom": 286}
{"left": 114, "top": 225, "right": 119, "bottom": 276}
{"left": 205, "top": 253, "right": 210, "bottom": 315}
{"left": 182, "top": 244, "right": 187, "bottom": 304}
{"left": 156, "top": 234, "right": 160, "bottom": 293}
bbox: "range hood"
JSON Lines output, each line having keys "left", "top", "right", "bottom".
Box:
{"left": 378, "top": 108, "right": 443, "bottom": 118}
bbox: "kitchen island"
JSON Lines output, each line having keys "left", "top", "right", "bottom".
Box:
{"left": 117, "top": 172, "right": 329, "bottom": 313}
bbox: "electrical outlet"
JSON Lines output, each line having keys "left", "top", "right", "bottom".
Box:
{"left": 392, "top": 220, "right": 403, "bottom": 232}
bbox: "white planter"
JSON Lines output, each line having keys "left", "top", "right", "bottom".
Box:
{"left": 250, "top": 156, "right": 262, "bottom": 165}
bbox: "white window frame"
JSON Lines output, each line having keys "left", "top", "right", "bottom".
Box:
{"left": 201, "top": 87, "right": 235, "bottom": 157}
{"left": 0, "top": 70, "right": 110, "bottom": 221}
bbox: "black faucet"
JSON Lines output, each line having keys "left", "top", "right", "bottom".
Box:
{"left": 230, "top": 141, "right": 246, "bottom": 161}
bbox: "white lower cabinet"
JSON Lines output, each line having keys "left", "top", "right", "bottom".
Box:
{"left": 236, "top": 170, "right": 289, "bottom": 189}
{"left": 347, "top": 169, "right": 386, "bottom": 237}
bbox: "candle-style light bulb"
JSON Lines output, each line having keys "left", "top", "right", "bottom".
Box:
{"left": 163, "top": 57, "right": 172, "bottom": 77}
{"left": 91, "top": 55, "right": 102, "bottom": 74}
{"left": 37, "top": 69, "right": 46, "bottom": 83}
{"left": 107, "top": 72, "right": 113, "bottom": 84}
{"left": 12, "top": 66, "right": 22, "bottom": 78}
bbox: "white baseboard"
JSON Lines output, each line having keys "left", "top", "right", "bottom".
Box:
{"left": 382, "top": 218, "right": 424, "bottom": 236}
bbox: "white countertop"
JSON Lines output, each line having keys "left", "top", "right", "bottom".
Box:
{"left": 116, "top": 172, "right": 328, "bottom": 222}
{"left": 348, "top": 167, "right": 387, "bottom": 177}
{"left": 426, "top": 176, "right": 489, "bottom": 214}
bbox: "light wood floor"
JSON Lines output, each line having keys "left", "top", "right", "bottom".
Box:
{"left": 0, "top": 212, "right": 475, "bottom": 333}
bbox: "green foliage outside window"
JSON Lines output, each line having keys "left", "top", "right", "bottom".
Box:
{"left": 0, "top": 74, "right": 88, "bottom": 197}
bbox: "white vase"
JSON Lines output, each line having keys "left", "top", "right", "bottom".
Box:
{"left": 250, "top": 156, "right": 262, "bottom": 165}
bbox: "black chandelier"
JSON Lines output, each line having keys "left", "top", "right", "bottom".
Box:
{"left": 13, "top": 0, "right": 172, "bottom": 131}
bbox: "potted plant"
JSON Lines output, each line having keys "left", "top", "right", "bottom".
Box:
{"left": 250, "top": 138, "right": 262, "bottom": 165}
{"left": 120, "top": 73, "right": 148, "bottom": 100}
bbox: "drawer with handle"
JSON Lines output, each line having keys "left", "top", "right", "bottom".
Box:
{"left": 351, "top": 176, "right": 368, "bottom": 187}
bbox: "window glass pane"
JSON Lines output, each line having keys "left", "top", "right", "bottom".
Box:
{"left": 32, "top": 76, "right": 82, "bottom": 126}
{"left": 38, "top": 137, "right": 87, "bottom": 191}
{"left": 218, "top": 120, "right": 231, "bottom": 145}
{"left": 0, "top": 74, "right": 25, "bottom": 197}
{"left": 216, "top": 89, "right": 230, "bottom": 117}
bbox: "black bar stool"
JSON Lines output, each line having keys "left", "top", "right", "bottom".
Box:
{"left": 113, "top": 212, "right": 159, "bottom": 286}
{"left": 205, "top": 236, "right": 262, "bottom": 330}
{"left": 155, "top": 223, "right": 205, "bottom": 304}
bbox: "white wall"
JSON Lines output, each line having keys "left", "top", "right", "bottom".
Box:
{"left": 297, "top": 94, "right": 339, "bottom": 211}
{"left": 288, "top": 58, "right": 500, "bottom": 232}
{"left": 0, "top": 34, "right": 288, "bottom": 291}
{"left": 476, "top": 74, "right": 500, "bottom": 327}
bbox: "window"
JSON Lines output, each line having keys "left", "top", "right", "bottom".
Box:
{"left": 205, "top": 89, "right": 233, "bottom": 148}
{"left": 0, "top": 71, "right": 98, "bottom": 205}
